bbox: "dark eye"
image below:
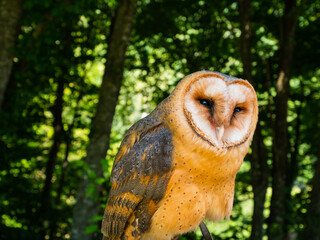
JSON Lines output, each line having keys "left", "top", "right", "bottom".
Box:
{"left": 234, "top": 107, "right": 243, "bottom": 113}
{"left": 199, "top": 99, "right": 212, "bottom": 108}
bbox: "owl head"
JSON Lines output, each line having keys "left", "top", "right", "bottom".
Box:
{"left": 160, "top": 71, "right": 258, "bottom": 154}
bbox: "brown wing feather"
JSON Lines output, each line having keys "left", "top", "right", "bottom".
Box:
{"left": 102, "top": 116, "right": 173, "bottom": 240}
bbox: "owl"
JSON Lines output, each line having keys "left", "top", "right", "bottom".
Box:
{"left": 101, "top": 71, "right": 258, "bottom": 240}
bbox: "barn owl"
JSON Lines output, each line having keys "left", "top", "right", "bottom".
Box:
{"left": 101, "top": 71, "right": 258, "bottom": 240}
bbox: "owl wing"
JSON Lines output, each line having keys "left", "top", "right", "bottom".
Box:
{"left": 102, "top": 115, "right": 173, "bottom": 240}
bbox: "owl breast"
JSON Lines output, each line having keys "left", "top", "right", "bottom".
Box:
{"left": 142, "top": 169, "right": 236, "bottom": 240}
{"left": 142, "top": 140, "right": 242, "bottom": 240}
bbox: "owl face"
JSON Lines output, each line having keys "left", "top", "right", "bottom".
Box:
{"left": 183, "top": 75, "right": 257, "bottom": 149}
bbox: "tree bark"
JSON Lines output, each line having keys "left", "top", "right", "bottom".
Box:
{"left": 237, "top": 1, "right": 269, "bottom": 239}
{"left": 71, "top": 0, "right": 139, "bottom": 239}
{"left": 0, "top": 0, "right": 24, "bottom": 109}
{"left": 268, "top": 0, "right": 297, "bottom": 239}
{"left": 302, "top": 149, "right": 320, "bottom": 240}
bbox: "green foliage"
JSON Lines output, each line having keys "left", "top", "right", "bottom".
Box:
{"left": 1, "top": 0, "right": 320, "bottom": 239}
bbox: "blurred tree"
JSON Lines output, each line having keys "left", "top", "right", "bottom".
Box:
{"left": 41, "top": 78, "right": 65, "bottom": 213}
{"left": 0, "top": 0, "right": 24, "bottom": 108}
{"left": 71, "top": 0, "right": 139, "bottom": 239}
{"left": 268, "top": 0, "right": 298, "bottom": 239}
{"left": 237, "top": 1, "right": 269, "bottom": 240}
{"left": 303, "top": 149, "right": 320, "bottom": 239}
{"left": 48, "top": 91, "right": 83, "bottom": 239}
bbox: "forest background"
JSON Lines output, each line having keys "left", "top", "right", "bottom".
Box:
{"left": 0, "top": 0, "right": 320, "bottom": 240}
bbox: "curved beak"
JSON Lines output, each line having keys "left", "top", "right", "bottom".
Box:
{"left": 216, "top": 126, "right": 224, "bottom": 142}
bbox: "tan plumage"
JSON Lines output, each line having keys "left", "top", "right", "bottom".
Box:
{"left": 102, "top": 71, "right": 258, "bottom": 240}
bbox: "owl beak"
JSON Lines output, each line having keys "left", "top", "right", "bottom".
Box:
{"left": 216, "top": 126, "right": 224, "bottom": 142}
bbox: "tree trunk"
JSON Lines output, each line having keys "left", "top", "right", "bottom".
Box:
{"left": 71, "top": 0, "right": 139, "bottom": 239}
{"left": 268, "top": 0, "right": 297, "bottom": 239}
{"left": 283, "top": 99, "right": 301, "bottom": 237}
{"left": 0, "top": 0, "right": 24, "bottom": 108}
{"left": 37, "top": 79, "right": 65, "bottom": 239}
{"left": 49, "top": 92, "right": 82, "bottom": 239}
{"left": 250, "top": 124, "right": 269, "bottom": 240}
{"left": 41, "top": 79, "right": 65, "bottom": 212}
{"left": 302, "top": 149, "right": 320, "bottom": 240}
{"left": 48, "top": 135, "right": 70, "bottom": 240}
{"left": 237, "top": 1, "right": 269, "bottom": 239}
{"left": 238, "top": 0, "right": 253, "bottom": 83}
{"left": 265, "top": 58, "right": 272, "bottom": 118}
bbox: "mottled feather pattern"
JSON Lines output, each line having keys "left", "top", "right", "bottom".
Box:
{"left": 102, "top": 115, "right": 173, "bottom": 240}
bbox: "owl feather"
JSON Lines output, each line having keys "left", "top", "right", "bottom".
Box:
{"left": 102, "top": 71, "right": 258, "bottom": 240}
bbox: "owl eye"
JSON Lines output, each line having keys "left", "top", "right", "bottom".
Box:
{"left": 234, "top": 107, "right": 243, "bottom": 113}
{"left": 199, "top": 99, "right": 212, "bottom": 108}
